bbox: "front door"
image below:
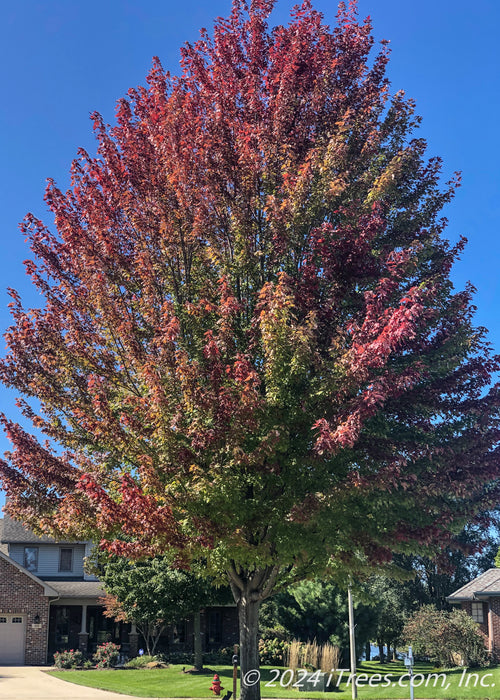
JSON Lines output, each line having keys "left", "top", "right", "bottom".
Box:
{"left": 48, "top": 605, "right": 81, "bottom": 660}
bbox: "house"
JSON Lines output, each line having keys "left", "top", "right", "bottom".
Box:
{"left": 446, "top": 568, "right": 500, "bottom": 653}
{"left": 0, "top": 514, "right": 238, "bottom": 665}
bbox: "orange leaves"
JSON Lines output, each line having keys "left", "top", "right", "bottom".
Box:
{"left": 1, "top": 0, "right": 500, "bottom": 588}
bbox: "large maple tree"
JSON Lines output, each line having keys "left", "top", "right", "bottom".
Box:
{"left": 1, "top": 1, "right": 500, "bottom": 695}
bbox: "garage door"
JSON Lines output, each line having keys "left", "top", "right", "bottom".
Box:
{"left": 0, "top": 615, "right": 25, "bottom": 664}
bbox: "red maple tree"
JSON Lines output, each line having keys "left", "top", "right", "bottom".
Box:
{"left": 1, "top": 2, "right": 499, "bottom": 695}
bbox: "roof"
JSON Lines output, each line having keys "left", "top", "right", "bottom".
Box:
{"left": 0, "top": 520, "right": 7, "bottom": 555}
{"left": 447, "top": 568, "right": 500, "bottom": 602}
{"left": 0, "top": 514, "right": 87, "bottom": 545}
{"left": 0, "top": 550, "right": 58, "bottom": 596}
{"left": 48, "top": 580, "right": 105, "bottom": 599}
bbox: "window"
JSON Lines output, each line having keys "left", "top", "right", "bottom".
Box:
{"left": 12, "top": 617, "right": 23, "bottom": 623}
{"left": 471, "top": 602, "right": 484, "bottom": 623}
{"left": 172, "top": 620, "right": 186, "bottom": 645}
{"left": 207, "top": 610, "right": 222, "bottom": 647}
{"left": 23, "top": 547, "right": 38, "bottom": 572}
{"left": 59, "top": 548, "right": 73, "bottom": 572}
{"left": 0, "top": 617, "right": 6, "bottom": 623}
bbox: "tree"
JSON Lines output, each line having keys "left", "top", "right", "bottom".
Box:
{"left": 403, "top": 605, "right": 488, "bottom": 668}
{"left": 1, "top": 2, "right": 500, "bottom": 698}
{"left": 96, "top": 555, "right": 218, "bottom": 662}
{"left": 366, "top": 576, "right": 408, "bottom": 661}
{"left": 390, "top": 523, "right": 500, "bottom": 612}
{"left": 261, "top": 578, "right": 377, "bottom": 664}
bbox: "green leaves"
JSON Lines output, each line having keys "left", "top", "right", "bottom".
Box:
{"left": 1, "top": 0, "right": 499, "bottom": 621}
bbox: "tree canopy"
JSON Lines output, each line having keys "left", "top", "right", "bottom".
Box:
{"left": 96, "top": 555, "right": 221, "bottom": 657}
{"left": 1, "top": 1, "right": 500, "bottom": 695}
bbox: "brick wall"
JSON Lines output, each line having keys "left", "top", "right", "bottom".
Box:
{"left": 0, "top": 555, "right": 50, "bottom": 665}
{"left": 488, "top": 598, "right": 500, "bottom": 653}
{"left": 461, "top": 599, "right": 500, "bottom": 653}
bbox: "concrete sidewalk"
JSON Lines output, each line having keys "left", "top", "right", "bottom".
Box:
{"left": 0, "top": 665, "right": 162, "bottom": 700}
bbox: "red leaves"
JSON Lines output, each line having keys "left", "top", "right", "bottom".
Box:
{"left": 1, "top": 0, "right": 499, "bottom": 579}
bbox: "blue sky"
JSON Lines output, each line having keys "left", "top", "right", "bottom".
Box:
{"left": 0, "top": 0, "right": 499, "bottom": 510}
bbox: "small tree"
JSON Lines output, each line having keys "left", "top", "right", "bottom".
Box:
{"left": 98, "top": 555, "right": 217, "bottom": 661}
{"left": 403, "top": 605, "right": 488, "bottom": 667}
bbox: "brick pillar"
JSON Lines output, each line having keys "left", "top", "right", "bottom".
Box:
{"left": 78, "top": 604, "right": 89, "bottom": 654}
{"left": 78, "top": 632, "right": 89, "bottom": 654}
{"left": 128, "top": 622, "right": 139, "bottom": 658}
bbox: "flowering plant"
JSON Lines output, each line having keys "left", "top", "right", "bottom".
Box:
{"left": 93, "top": 641, "right": 120, "bottom": 668}
{"left": 53, "top": 648, "right": 83, "bottom": 668}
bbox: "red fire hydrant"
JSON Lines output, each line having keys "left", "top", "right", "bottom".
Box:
{"left": 209, "top": 674, "right": 224, "bottom": 696}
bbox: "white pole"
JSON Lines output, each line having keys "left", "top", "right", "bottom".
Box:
{"left": 348, "top": 582, "right": 357, "bottom": 700}
{"left": 408, "top": 646, "right": 414, "bottom": 700}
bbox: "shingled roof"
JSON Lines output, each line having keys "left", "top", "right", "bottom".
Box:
{"left": 48, "top": 580, "right": 105, "bottom": 599}
{"left": 447, "top": 568, "right": 500, "bottom": 602}
{"left": 0, "top": 519, "right": 8, "bottom": 555}
{"left": 0, "top": 513, "right": 87, "bottom": 544}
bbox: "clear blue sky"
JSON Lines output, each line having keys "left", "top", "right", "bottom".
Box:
{"left": 1, "top": 0, "right": 499, "bottom": 510}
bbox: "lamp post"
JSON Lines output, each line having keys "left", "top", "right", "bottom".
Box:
{"left": 348, "top": 582, "right": 357, "bottom": 700}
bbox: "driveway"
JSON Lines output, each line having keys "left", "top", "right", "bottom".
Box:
{"left": 0, "top": 666, "right": 165, "bottom": 700}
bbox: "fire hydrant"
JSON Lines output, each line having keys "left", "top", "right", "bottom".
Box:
{"left": 209, "top": 674, "right": 224, "bottom": 696}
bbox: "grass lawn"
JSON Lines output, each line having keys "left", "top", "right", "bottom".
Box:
{"left": 48, "top": 662, "right": 500, "bottom": 699}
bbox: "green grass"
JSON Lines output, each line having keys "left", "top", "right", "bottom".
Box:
{"left": 47, "top": 662, "right": 500, "bottom": 699}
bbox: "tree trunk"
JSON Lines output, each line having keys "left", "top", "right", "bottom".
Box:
{"left": 227, "top": 564, "right": 280, "bottom": 700}
{"left": 238, "top": 593, "right": 261, "bottom": 700}
{"left": 193, "top": 610, "right": 203, "bottom": 671}
{"left": 365, "top": 642, "right": 371, "bottom": 661}
{"left": 377, "top": 641, "right": 384, "bottom": 663}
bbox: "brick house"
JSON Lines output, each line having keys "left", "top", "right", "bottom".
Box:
{"left": 446, "top": 568, "right": 500, "bottom": 653}
{"left": 0, "top": 514, "right": 238, "bottom": 664}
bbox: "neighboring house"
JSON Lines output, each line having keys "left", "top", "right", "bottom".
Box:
{"left": 447, "top": 568, "right": 500, "bottom": 653}
{"left": 0, "top": 514, "right": 238, "bottom": 665}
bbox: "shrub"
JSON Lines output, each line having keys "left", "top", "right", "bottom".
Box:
{"left": 164, "top": 648, "right": 234, "bottom": 665}
{"left": 164, "top": 651, "right": 195, "bottom": 665}
{"left": 204, "top": 647, "right": 233, "bottom": 664}
{"left": 53, "top": 648, "right": 84, "bottom": 669}
{"left": 125, "top": 654, "right": 162, "bottom": 668}
{"left": 259, "top": 637, "right": 290, "bottom": 665}
{"left": 403, "top": 605, "right": 489, "bottom": 668}
{"left": 93, "top": 641, "right": 121, "bottom": 668}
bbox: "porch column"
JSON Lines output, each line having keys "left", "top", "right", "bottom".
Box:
{"left": 128, "top": 621, "right": 139, "bottom": 658}
{"left": 78, "top": 604, "right": 89, "bottom": 654}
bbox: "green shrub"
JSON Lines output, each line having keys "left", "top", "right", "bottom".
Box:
{"left": 204, "top": 647, "right": 234, "bottom": 664}
{"left": 125, "top": 654, "right": 162, "bottom": 668}
{"left": 164, "top": 648, "right": 233, "bottom": 665}
{"left": 93, "top": 642, "right": 121, "bottom": 668}
{"left": 53, "top": 648, "right": 84, "bottom": 669}
{"left": 164, "top": 651, "right": 195, "bottom": 665}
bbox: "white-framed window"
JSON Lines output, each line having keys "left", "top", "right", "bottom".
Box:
{"left": 471, "top": 601, "right": 484, "bottom": 623}
{"left": 12, "top": 617, "right": 23, "bottom": 624}
{"left": 23, "top": 546, "right": 38, "bottom": 572}
{"left": 59, "top": 547, "right": 73, "bottom": 572}
{"left": 0, "top": 617, "right": 6, "bottom": 623}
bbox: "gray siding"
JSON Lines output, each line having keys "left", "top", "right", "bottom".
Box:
{"left": 9, "top": 543, "right": 86, "bottom": 578}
